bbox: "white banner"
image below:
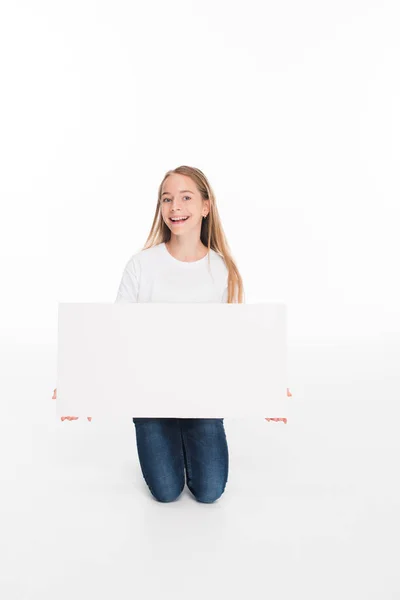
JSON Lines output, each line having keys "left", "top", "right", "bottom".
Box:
{"left": 56, "top": 303, "right": 288, "bottom": 419}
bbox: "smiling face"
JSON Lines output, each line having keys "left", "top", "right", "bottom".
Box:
{"left": 160, "top": 173, "right": 209, "bottom": 238}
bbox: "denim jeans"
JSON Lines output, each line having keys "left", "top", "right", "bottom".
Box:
{"left": 132, "top": 417, "right": 229, "bottom": 503}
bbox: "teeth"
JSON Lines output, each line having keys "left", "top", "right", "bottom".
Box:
{"left": 171, "top": 217, "right": 188, "bottom": 221}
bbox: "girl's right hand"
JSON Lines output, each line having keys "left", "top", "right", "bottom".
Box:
{"left": 52, "top": 388, "right": 92, "bottom": 421}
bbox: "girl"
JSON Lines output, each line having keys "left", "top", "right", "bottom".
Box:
{"left": 53, "top": 165, "right": 290, "bottom": 503}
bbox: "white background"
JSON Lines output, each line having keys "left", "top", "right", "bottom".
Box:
{"left": 0, "top": 1, "right": 399, "bottom": 599}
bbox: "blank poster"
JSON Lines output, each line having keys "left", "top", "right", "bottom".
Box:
{"left": 56, "top": 302, "right": 287, "bottom": 419}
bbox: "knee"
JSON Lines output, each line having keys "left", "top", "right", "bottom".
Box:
{"left": 151, "top": 485, "right": 184, "bottom": 503}
{"left": 193, "top": 483, "right": 226, "bottom": 504}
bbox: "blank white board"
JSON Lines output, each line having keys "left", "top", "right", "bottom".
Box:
{"left": 56, "top": 303, "right": 287, "bottom": 419}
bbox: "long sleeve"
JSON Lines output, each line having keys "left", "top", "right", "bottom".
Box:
{"left": 115, "top": 258, "right": 139, "bottom": 303}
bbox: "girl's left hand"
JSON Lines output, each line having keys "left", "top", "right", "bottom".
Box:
{"left": 265, "top": 387, "right": 291, "bottom": 424}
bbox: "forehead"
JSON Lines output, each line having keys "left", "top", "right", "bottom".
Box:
{"left": 161, "top": 174, "right": 197, "bottom": 195}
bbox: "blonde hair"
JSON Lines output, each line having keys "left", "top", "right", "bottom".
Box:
{"left": 142, "top": 165, "right": 245, "bottom": 303}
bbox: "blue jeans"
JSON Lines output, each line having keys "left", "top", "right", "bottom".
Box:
{"left": 132, "top": 418, "right": 229, "bottom": 503}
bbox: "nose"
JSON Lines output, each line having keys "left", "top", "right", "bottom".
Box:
{"left": 170, "top": 198, "right": 184, "bottom": 210}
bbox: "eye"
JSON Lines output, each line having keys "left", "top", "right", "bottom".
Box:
{"left": 162, "top": 196, "right": 191, "bottom": 202}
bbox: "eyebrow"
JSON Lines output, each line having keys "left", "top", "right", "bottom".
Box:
{"left": 161, "top": 189, "right": 194, "bottom": 196}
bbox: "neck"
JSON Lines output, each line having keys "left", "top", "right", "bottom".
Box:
{"left": 166, "top": 237, "right": 208, "bottom": 261}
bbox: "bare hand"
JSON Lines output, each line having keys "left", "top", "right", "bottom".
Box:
{"left": 264, "top": 387, "right": 292, "bottom": 424}
{"left": 52, "top": 388, "right": 92, "bottom": 421}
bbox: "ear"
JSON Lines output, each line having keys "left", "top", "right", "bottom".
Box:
{"left": 203, "top": 199, "right": 210, "bottom": 216}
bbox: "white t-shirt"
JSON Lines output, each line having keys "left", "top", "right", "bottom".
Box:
{"left": 115, "top": 242, "right": 230, "bottom": 303}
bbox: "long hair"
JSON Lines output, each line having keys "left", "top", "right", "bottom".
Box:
{"left": 142, "top": 165, "right": 245, "bottom": 303}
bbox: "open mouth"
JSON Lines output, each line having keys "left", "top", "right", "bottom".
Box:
{"left": 170, "top": 217, "right": 189, "bottom": 224}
